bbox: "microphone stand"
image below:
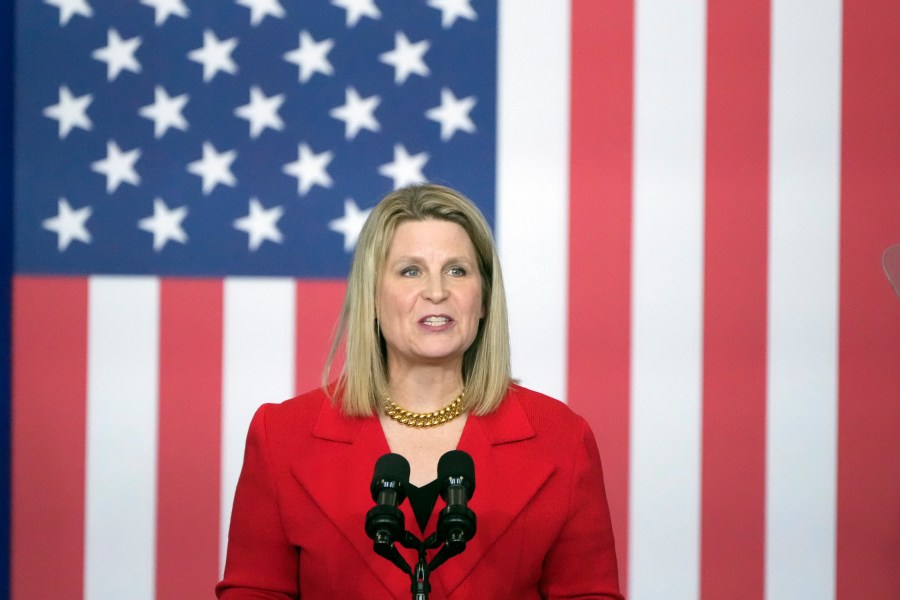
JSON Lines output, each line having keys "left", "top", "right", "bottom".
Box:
{"left": 372, "top": 526, "right": 473, "bottom": 599}
{"left": 386, "top": 530, "right": 441, "bottom": 600}
{"left": 409, "top": 533, "right": 441, "bottom": 600}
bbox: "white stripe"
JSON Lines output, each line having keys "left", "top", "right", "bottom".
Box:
{"left": 220, "top": 277, "right": 296, "bottom": 572}
{"left": 629, "top": 2, "right": 706, "bottom": 598}
{"left": 495, "top": 0, "right": 570, "bottom": 401}
{"left": 766, "top": 2, "right": 841, "bottom": 597}
{"left": 85, "top": 277, "right": 159, "bottom": 600}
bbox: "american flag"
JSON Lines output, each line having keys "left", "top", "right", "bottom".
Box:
{"left": 10, "top": 1, "right": 900, "bottom": 599}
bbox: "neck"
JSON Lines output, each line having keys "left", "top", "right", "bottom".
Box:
{"left": 385, "top": 363, "right": 464, "bottom": 413}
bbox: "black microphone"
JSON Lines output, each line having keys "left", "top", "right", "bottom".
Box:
{"left": 436, "top": 450, "right": 476, "bottom": 549}
{"left": 365, "top": 453, "right": 410, "bottom": 548}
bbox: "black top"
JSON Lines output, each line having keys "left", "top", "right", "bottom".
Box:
{"left": 406, "top": 479, "right": 440, "bottom": 532}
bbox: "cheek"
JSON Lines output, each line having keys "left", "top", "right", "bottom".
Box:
{"left": 463, "top": 288, "right": 485, "bottom": 323}
{"left": 376, "top": 288, "right": 410, "bottom": 329}
{"left": 376, "top": 284, "right": 397, "bottom": 317}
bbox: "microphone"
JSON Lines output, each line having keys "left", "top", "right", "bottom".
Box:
{"left": 370, "top": 453, "right": 410, "bottom": 506}
{"left": 436, "top": 450, "right": 477, "bottom": 549}
{"left": 365, "top": 453, "right": 410, "bottom": 548}
{"left": 365, "top": 451, "right": 477, "bottom": 591}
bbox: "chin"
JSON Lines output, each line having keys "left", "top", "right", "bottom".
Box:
{"left": 409, "top": 347, "right": 467, "bottom": 366}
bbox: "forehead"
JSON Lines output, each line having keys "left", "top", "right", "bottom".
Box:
{"left": 386, "top": 219, "right": 476, "bottom": 257}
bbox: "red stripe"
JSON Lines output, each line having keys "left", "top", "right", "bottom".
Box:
{"left": 294, "top": 280, "right": 347, "bottom": 394}
{"left": 156, "top": 279, "right": 223, "bottom": 599}
{"left": 838, "top": 2, "right": 900, "bottom": 597}
{"left": 11, "top": 276, "right": 88, "bottom": 600}
{"left": 700, "top": 2, "right": 770, "bottom": 598}
{"left": 568, "top": 0, "right": 634, "bottom": 592}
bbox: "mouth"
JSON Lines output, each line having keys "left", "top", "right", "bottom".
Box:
{"left": 421, "top": 315, "right": 452, "bottom": 327}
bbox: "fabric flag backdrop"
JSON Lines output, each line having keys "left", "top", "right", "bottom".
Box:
{"left": 10, "top": 1, "right": 900, "bottom": 599}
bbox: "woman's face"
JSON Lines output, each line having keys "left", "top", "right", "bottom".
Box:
{"left": 377, "top": 219, "right": 484, "bottom": 375}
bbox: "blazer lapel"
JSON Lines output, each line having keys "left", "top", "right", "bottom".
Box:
{"left": 289, "top": 400, "right": 415, "bottom": 596}
{"left": 432, "top": 393, "right": 556, "bottom": 596}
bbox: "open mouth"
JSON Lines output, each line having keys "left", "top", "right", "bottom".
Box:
{"left": 421, "top": 316, "right": 451, "bottom": 327}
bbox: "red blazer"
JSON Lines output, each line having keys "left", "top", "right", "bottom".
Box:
{"left": 217, "top": 385, "right": 623, "bottom": 599}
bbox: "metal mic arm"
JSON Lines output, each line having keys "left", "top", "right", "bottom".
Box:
{"left": 366, "top": 503, "right": 412, "bottom": 575}
{"left": 427, "top": 502, "right": 476, "bottom": 571}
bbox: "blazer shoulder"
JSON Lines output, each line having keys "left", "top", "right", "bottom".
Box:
{"left": 273, "top": 387, "right": 330, "bottom": 415}
{"left": 507, "top": 383, "right": 588, "bottom": 428}
{"left": 250, "top": 387, "right": 331, "bottom": 443}
{"left": 496, "top": 384, "right": 594, "bottom": 452}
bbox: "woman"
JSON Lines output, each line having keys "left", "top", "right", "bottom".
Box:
{"left": 217, "top": 184, "right": 623, "bottom": 599}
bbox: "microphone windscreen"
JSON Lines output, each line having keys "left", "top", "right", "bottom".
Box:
{"left": 438, "top": 450, "right": 476, "bottom": 496}
{"left": 372, "top": 453, "right": 411, "bottom": 486}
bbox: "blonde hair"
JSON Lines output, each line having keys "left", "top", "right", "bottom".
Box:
{"left": 324, "top": 184, "right": 511, "bottom": 416}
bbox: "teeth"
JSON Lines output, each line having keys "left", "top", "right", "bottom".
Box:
{"left": 423, "top": 316, "right": 449, "bottom": 325}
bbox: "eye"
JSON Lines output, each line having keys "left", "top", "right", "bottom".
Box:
{"left": 447, "top": 266, "right": 467, "bottom": 277}
{"left": 400, "top": 266, "right": 420, "bottom": 277}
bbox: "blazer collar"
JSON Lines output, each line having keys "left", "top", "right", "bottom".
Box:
{"left": 292, "top": 400, "right": 407, "bottom": 595}
{"left": 307, "top": 384, "right": 538, "bottom": 445}
{"left": 470, "top": 386, "right": 537, "bottom": 444}
{"left": 292, "top": 389, "right": 555, "bottom": 597}
{"left": 310, "top": 395, "right": 366, "bottom": 442}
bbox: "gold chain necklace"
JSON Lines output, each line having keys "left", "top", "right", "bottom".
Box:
{"left": 383, "top": 392, "right": 465, "bottom": 428}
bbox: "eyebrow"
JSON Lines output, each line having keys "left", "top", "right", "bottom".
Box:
{"left": 387, "top": 255, "right": 475, "bottom": 266}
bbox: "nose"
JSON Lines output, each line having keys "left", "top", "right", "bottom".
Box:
{"left": 423, "top": 274, "right": 448, "bottom": 302}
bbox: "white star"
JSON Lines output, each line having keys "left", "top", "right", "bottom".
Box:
{"left": 378, "top": 144, "right": 429, "bottom": 189}
{"left": 138, "top": 198, "right": 188, "bottom": 251}
{"left": 331, "top": 0, "right": 381, "bottom": 27}
{"left": 91, "top": 140, "right": 141, "bottom": 193}
{"left": 44, "top": 0, "right": 93, "bottom": 26}
{"left": 427, "top": 0, "right": 477, "bottom": 28}
{"left": 92, "top": 29, "right": 142, "bottom": 82}
{"left": 425, "top": 87, "right": 476, "bottom": 141}
{"left": 282, "top": 143, "right": 334, "bottom": 196}
{"left": 188, "top": 30, "right": 239, "bottom": 83}
{"left": 236, "top": 0, "right": 285, "bottom": 26}
{"left": 329, "top": 198, "right": 371, "bottom": 252}
{"left": 187, "top": 141, "right": 238, "bottom": 195}
{"left": 329, "top": 87, "right": 380, "bottom": 140}
{"left": 234, "top": 86, "right": 285, "bottom": 138}
{"left": 379, "top": 31, "right": 430, "bottom": 85}
{"left": 233, "top": 197, "right": 284, "bottom": 250}
{"left": 43, "top": 85, "right": 93, "bottom": 139}
{"left": 42, "top": 198, "right": 92, "bottom": 251}
{"left": 140, "top": 0, "right": 189, "bottom": 26}
{"left": 283, "top": 30, "right": 334, "bottom": 83}
{"left": 139, "top": 85, "right": 189, "bottom": 138}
